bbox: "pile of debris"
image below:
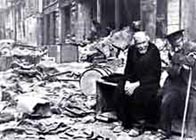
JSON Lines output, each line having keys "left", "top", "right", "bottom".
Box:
{"left": 79, "top": 27, "right": 171, "bottom": 73}
{"left": 0, "top": 32, "right": 177, "bottom": 140}
{"left": 79, "top": 27, "right": 132, "bottom": 67}
{"left": 0, "top": 61, "right": 95, "bottom": 139}
{"left": 0, "top": 63, "right": 129, "bottom": 139}
{"left": 0, "top": 42, "right": 163, "bottom": 140}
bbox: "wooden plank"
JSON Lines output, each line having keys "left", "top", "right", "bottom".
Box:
{"left": 43, "top": 2, "right": 58, "bottom": 15}
{"left": 97, "top": 79, "right": 118, "bottom": 87}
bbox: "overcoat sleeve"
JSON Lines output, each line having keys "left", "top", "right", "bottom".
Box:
{"left": 168, "top": 52, "right": 195, "bottom": 77}
{"left": 124, "top": 46, "right": 138, "bottom": 82}
{"left": 140, "top": 45, "right": 161, "bottom": 88}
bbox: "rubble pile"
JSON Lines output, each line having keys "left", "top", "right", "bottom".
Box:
{"left": 79, "top": 27, "right": 132, "bottom": 66}
{"left": 0, "top": 46, "right": 120, "bottom": 139}
{"left": 0, "top": 65, "right": 91, "bottom": 139}
{"left": 79, "top": 27, "right": 170, "bottom": 74}
{"left": 0, "top": 70, "right": 128, "bottom": 139}
{"left": 0, "top": 44, "right": 174, "bottom": 140}
{"left": 0, "top": 37, "right": 178, "bottom": 140}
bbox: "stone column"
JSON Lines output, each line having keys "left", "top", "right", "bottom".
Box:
{"left": 49, "top": 12, "right": 55, "bottom": 45}
{"left": 140, "top": 0, "right": 157, "bottom": 40}
{"left": 115, "top": 0, "right": 120, "bottom": 29}
{"left": 36, "top": 14, "right": 43, "bottom": 45}
{"left": 59, "top": 8, "right": 65, "bottom": 44}
{"left": 97, "top": 0, "right": 101, "bottom": 23}
{"left": 43, "top": 15, "right": 48, "bottom": 45}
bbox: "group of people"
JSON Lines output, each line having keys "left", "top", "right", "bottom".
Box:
{"left": 107, "top": 28, "right": 196, "bottom": 139}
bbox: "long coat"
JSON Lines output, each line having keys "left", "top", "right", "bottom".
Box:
{"left": 124, "top": 42, "right": 161, "bottom": 94}
{"left": 160, "top": 41, "right": 196, "bottom": 136}
{"left": 114, "top": 42, "right": 161, "bottom": 128}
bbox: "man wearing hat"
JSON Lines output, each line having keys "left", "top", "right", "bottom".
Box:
{"left": 112, "top": 31, "right": 161, "bottom": 136}
{"left": 158, "top": 30, "right": 196, "bottom": 139}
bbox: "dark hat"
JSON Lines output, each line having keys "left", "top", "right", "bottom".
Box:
{"left": 166, "top": 29, "right": 184, "bottom": 43}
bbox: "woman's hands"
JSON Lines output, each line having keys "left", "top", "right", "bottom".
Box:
{"left": 124, "top": 81, "right": 140, "bottom": 96}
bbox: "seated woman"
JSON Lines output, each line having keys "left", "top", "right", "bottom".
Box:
{"left": 110, "top": 31, "right": 161, "bottom": 136}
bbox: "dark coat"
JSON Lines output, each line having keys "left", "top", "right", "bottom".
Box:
{"left": 124, "top": 42, "right": 161, "bottom": 95}
{"left": 114, "top": 42, "right": 161, "bottom": 128}
{"left": 160, "top": 41, "right": 196, "bottom": 136}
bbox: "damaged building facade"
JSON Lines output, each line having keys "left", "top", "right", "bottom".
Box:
{"left": 41, "top": 0, "right": 196, "bottom": 44}
{"left": 157, "top": 0, "right": 196, "bottom": 40}
{"left": 42, "top": 0, "right": 141, "bottom": 44}
{"left": 0, "top": 0, "right": 196, "bottom": 59}
{"left": 0, "top": 0, "right": 43, "bottom": 46}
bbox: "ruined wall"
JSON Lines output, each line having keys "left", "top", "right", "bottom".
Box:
{"left": 0, "top": 0, "right": 43, "bottom": 45}
{"left": 156, "top": 0, "right": 167, "bottom": 37}
{"left": 76, "top": 0, "right": 92, "bottom": 41}
{"left": 22, "top": 0, "right": 43, "bottom": 45}
{"left": 141, "top": 0, "right": 157, "bottom": 40}
{"left": 167, "top": 0, "right": 180, "bottom": 34}
{"left": 0, "top": 0, "right": 7, "bottom": 9}
{"left": 184, "top": 0, "right": 196, "bottom": 41}
{"left": 165, "top": 0, "right": 195, "bottom": 38}
{"left": 4, "top": 8, "right": 15, "bottom": 39}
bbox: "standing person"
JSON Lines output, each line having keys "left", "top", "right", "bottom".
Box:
{"left": 113, "top": 31, "right": 161, "bottom": 136}
{"left": 157, "top": 30, "right": 196, "bottom": 139}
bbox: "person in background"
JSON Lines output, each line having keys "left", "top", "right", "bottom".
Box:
{"left": 113, "top": 31, "right": 161, "bottom": 136}
{"left": 157, "top": 30, "right": 196, "bottom": 139}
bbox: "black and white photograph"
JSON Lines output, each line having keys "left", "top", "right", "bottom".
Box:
{"left": 0, "top": 0, "right": 196, "bottom": 139}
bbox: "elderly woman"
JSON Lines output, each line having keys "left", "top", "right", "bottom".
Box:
{"left": 113, "top": 31, "right": 161, "bottom": 136}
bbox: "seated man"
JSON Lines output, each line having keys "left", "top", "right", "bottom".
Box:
{"left": 158, "top": 30, "right": 196, "bottom": 139}
{"left": 112, "top": 31, "right": 161, "bottom": 136}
